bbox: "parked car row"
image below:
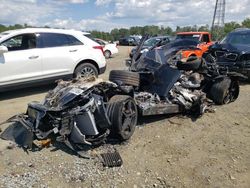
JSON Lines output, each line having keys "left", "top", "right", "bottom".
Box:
{"left": 1, "top": 27, "right": 249, "bottom": 92}
{"left": 119, "top": 36, "right": 141, "bottom": 46}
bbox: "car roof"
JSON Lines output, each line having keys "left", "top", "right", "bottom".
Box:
{"left": 0, "top": 28, "right": 92, "bottom": 43}
{"left": 177, "top": 32, "right": 209, "bottom": 35}
{"left": 0, "top": 28, "right": 100, "bottom": 46}
{"left": 0, "top": 28, "right": 90, "bottom": 36}
{"left": 231, "top": 28, "right": 250, "bottom": 34}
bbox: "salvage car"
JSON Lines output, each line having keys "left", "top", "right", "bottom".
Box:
{"left": 176, "top": 32, "right": 214, "bottom": 59}
{"left": 0, "top": 36, "right": 244, "bottom": 157}
{"left": 129, "top": 36, "right": 170, "bottom": 58}
{"left": 94, "top": 38, "right": 119, "bottom": 59}
{"left": 119, "top": 36, "right": 140, "bottom": 46}
{"left": 204, "top": 28, "right": 250, "bottom": 81}
{"left": 0, "top": 28, "right": 106, "bottom": 92}
{"left": 131, "top": 36, "right": 201, "bottom": 62}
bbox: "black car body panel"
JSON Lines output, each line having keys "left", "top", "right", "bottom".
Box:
{"left": 207, "top": 29, "right": 250, "bottom": 80}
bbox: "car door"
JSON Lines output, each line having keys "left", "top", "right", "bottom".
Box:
{"left": 38, "top": 33, "right": 83, "bottom": 78}
{"left": 0, "top": 33, "right": 42, "bottom": 86}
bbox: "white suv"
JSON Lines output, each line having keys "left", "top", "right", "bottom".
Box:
{"left": 0, "top": 28, "right": 106, "bottom": 91}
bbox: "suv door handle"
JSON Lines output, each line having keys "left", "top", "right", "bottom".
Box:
{"left": 69, "top": 49, "right": 78, "bottom": 52}
{"left": 29, "top": 55, "right": 39, "bottom": 59}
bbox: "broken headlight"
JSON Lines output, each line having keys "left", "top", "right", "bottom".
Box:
{"left": 215, "top": 51, "right": 226, "bottom": 57}
{"left": 225, "top": 53, "right": 238, "bottom": 61}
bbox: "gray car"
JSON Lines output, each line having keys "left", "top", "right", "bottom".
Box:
{"left": 129, "top": 36, "right": 170, "bottom": 58}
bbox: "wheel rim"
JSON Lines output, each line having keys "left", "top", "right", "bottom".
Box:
{"left": 223, "top": 90, "right": 231, "bottom": 104}
{"left": 121, "top": 100, "right": 137, "bottom": 136}
{"left": 78, "top": 67, "right": 96, "bottom": 78}
{"left": 105, "top": 51, "right": 110, "bottom": 58}
{"left": 223, "top": 81, "right": 239, "bottom": 104}
{"left": 225, "top": 81, "right": 239, "bottom": 103}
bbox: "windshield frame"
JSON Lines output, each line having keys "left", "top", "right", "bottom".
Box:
{"left": 220, "top": 32, "right": 250, "bottom": 46}
{"left": 176, "top": 34, "right": 201, "bottom": 42}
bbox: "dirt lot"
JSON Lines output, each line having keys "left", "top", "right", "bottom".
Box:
{"left": 0, "top": 46, "right": 250, "bottom": 188}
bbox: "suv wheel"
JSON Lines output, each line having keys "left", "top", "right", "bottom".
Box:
{"left": 74, "top": 63, "right": 98, "bottom": 79}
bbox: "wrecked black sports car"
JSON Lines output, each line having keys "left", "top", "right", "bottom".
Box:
{"left": 0, "top": 37, "right": 245, "bottom": 156}
{"left": 204, "top": 28, "right": 250, "bottom": 81}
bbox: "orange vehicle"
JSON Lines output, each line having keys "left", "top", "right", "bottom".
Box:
{"left": 176, "top": 32, "right": 214, "bottom": 59}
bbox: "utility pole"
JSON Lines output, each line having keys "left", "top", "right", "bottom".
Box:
{"left": 211, "top": 0, "right": 226, "bottom": 40}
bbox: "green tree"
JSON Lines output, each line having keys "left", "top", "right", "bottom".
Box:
{"left": 242, "top": 18, "right": 250, "bottom": 28}
{"left": 224, "top": 21, "right": 241, "bottom": 33}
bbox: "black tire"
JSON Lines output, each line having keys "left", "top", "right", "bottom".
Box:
{"left": 74, "top": 63, "right": 98, "bottom": 79}
{"left": 109, "top": 70, "right": 140, "bottom": 87}
{"left": 104, "top": 50, "right": 111, "bottom": 59}
{"left": 177, "top": 57, "right": 202, "bottom": 71}
{"left": 209, "top": 77, "right": 231, "bottom": 105}
{"left": 107, "top": 95, "right": 138, "bottom": 141}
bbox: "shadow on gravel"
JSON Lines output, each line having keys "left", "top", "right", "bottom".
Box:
{"left": 137, "top": 113, "right": 193, "bottom": 126}
{"left": 0, "top": 84, "right": 56, "bottom": 100}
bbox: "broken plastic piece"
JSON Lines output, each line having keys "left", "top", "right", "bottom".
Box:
{"left": 101, "top": 151, "right": 123, "bottom": 167}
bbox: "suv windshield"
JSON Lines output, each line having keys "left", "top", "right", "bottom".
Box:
{"left": 220, "top": 32, "right": 250, "bottom": 46}
{"left": 176, "top": 34, "right": 200, "bottom": 42}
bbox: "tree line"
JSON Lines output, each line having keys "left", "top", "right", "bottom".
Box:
{"left": 1, "top": 18, "right": 250, "bottom": 41}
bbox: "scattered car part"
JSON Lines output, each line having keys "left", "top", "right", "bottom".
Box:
{"left": 100, "top": 151, "right": 123, "bottom": 167}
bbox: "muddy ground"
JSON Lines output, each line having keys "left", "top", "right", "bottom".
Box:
{"left": 0, "top": 46, "right": 249, "bottom": 188}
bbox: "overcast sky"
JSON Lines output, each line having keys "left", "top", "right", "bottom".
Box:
{"left": 0, "top": 0, "right": 249, "bottom": 31}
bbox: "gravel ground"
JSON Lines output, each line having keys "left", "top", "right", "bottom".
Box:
{"left": 0, "top": 46, "right": 250, "bottom": 188}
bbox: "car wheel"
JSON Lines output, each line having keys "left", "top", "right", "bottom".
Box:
{"left": 104, "top": 50, "right": 111, "bottom": 59}
{"left": 74, "top": 63, "right": 98, "bottom": 79}
{"left": 209, "top": 77, "right": 232, "bottom": 105}
{"left": 107, "top": 95, "right": 138, "bottom": 141}
{"left": 109, "top": 70, "right": 140, "bottom": 87}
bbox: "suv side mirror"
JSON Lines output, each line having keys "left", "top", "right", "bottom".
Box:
{"left": 0, "top": 46, "right": 8, "bottom": 54}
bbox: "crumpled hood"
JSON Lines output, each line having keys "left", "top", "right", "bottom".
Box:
{"left": 43, "top": 78, "right": 103, "bottom": 109}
